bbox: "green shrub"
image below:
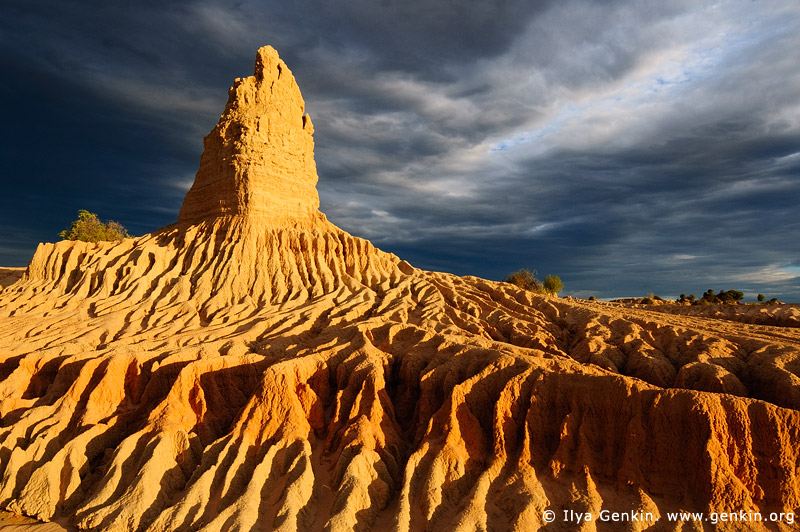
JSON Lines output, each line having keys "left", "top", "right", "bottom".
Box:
{"left": 716, "top": 289, "right": 744, "bottom": 303}
{"left": 504, "top": 269, "right": 544, "bottom": 292}
{"left": 543, "top": 274, "right": 564, "bottom": 295}
{"left": 757, "top": 294, "right": 766, "bottom": 303}
{"left": 60, "top": 210, "right": 130, "bottom": 243}
{"left": 701, "top": 289, "right": 716, "bottom": 303}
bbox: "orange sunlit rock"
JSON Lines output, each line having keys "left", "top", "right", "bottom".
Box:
{"left": 1, "top": 46, "right": 799, "bottom": 531}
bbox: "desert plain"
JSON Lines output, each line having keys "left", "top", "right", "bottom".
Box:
{"left": 0, "top": 46, "right": 799, "bottom": 531}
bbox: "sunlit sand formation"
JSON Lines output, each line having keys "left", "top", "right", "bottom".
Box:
{"left": 1, "top": 46, "right": 799, "bottom": 531}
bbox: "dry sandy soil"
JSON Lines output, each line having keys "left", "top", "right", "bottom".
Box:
{"left": 630, "top": 300, "right": 800, "bottom": 328}
{"left": 0, "top": 269, "right": 24, "bottom": 290}
{"left": 0, "top": 47, "right": 798, "bottom": 531}
{"left": 0, "top": 511, "right": 72, "bottom": 531}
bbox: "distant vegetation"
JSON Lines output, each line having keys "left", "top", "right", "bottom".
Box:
{"left": 677, "top": 289, "right": 743, "bottom": 305}
{"left": 676, "top": 289, "right": 779, "bottom": 305}
{"left": 619, "top": 288, "right": 781, "bottom": 306}
{"left": 504, "top": 269, "right": 563, "bottom": 296}
{"left": 638, "top": 293, "right": 665, "bottom": 305}
{"left": 59, "top": 210, "right": 130, "bottom": 243}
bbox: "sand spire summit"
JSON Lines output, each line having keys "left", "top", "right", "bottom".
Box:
{"left": 178, "top": 46, "right": 321, "bottom": 225}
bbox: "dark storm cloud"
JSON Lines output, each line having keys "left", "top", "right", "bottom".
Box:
{"left": 1, "top": 0, "right": 799, "bottom": 301}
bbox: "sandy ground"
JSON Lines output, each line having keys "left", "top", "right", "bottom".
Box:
{"left": 0, "top": 512, "right": 72, "bottom": 531}
{"left": 636, "top": 300, "right": 800, "bottom": 327}
{"left": 0, "top": 268, "right": 24, "bottom": 289}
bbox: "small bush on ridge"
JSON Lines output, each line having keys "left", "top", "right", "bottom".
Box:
{"left": 504, "top": 269, "right": 564, "bottom": 296}
{"left": 543, "top": 274, "right": 564, "bottom": 295}
{"left": 504, "top": 269, "right": 543, "bottom": 292}
{"left": 60, "top": 210, "right": 130, "bottom": 243}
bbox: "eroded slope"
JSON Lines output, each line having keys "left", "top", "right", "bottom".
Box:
{"left": 1, "top": 46, "right": 799, "bottom": 532}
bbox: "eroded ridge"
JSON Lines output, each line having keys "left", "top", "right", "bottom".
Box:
{"left": 2, "top": 269, "right": 800, "bottom": 531}
{"left": 1, "top": 45, "right": 799, "bottom": 532}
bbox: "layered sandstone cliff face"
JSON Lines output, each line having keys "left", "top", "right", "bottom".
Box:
{"left": 1, "top": 46, "right": 799, "bottom": 532}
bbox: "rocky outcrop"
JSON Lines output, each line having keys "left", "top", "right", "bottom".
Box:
{"left": 179, "top": 46, "right": 322, "bottom": 227}
{"left": 0, "top": 46, "right": 799, "bottom": 531}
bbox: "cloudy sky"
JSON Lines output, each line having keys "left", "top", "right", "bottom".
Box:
{"left": 1, "top": 0, "right": 799, "bottom": 301}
